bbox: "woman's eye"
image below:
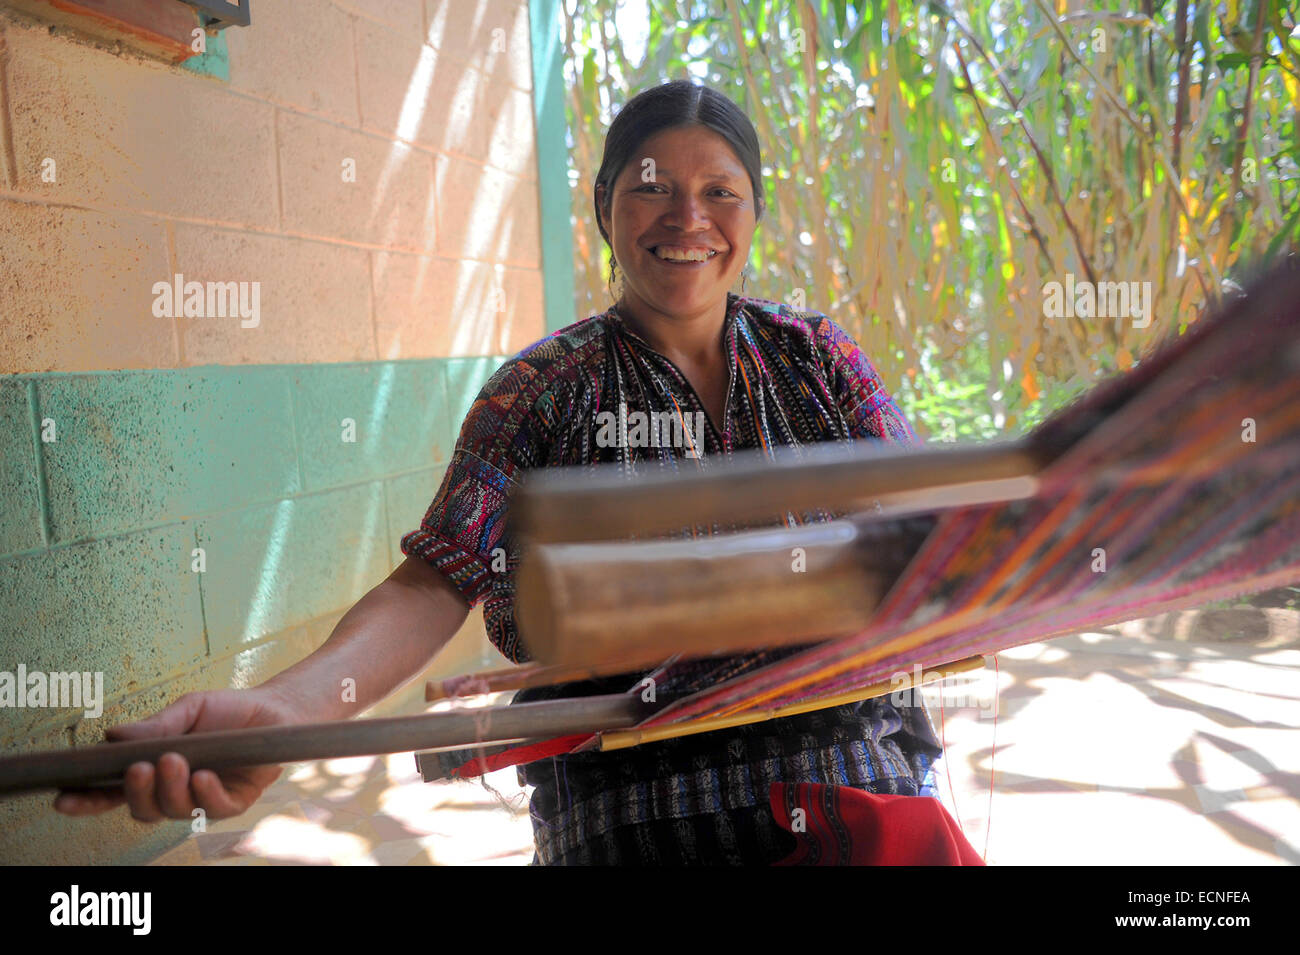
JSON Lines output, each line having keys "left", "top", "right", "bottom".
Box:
{"left": 635, "top": 186, "right": 736, "bottom": 197}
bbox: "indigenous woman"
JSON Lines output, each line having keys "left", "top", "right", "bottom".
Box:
{"left": 400, "top": 80, "right": 945, "bottom": 865}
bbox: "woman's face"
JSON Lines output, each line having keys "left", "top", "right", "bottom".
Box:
{"left": 598, "top": 124, "right": 758, "bottom": 323}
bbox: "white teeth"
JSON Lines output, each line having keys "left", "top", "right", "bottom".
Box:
{"left": 653, "top": 247, "right": 717, "bottom": 262}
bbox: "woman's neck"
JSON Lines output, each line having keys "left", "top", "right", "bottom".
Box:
{"left": 615, "top": 293, "right": 732, "bottom": 367}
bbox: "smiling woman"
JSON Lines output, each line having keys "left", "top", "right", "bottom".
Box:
{"left": 393, "top": 79, "right": 956, "bottom": 865}
{"left": 56, "top": 79, "right": 957, "bottom": 868}
{"left": 590, "top": 86, "right": 765, "bottom": 430}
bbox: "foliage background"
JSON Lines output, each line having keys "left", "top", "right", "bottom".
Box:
{"left": 559, "top": 0, "right": 1299, "bottom": 440}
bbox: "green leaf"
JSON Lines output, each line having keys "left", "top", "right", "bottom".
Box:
{"left": 1217, "top": 52, "right": 1252, "bottom": 69}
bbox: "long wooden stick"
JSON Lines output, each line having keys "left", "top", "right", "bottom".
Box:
{"left": 0, "top": 694, "right": 648, "bottom": 797}
{"left": 412, "top": 655, "right": 989, "bottom": 781}
{"left": 511, "top": 439, "right": 1048, "bottom": 544}
{"left": 516, "top": 514, "right": 928, "bottom": 667}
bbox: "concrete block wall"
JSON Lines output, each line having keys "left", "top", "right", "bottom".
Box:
{"left": 0, "top": 0, "right": 555, "bottom": 863}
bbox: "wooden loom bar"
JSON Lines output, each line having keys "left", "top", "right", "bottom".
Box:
{"left": 511, "top": 439, "right": 1048, "bottom": 544}
{"left": 516, "top": 514, "right": 929, "bottom": 667}
{"left": 0, "top": 694, "right": 647, "bottom": 796}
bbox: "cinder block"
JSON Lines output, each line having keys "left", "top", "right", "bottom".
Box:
{"left": 0, "top": 774, "right": 190, "bottom": 864}
{"left": 333, "top": 0, "right": 424, "bottom": 33}
{"left": 224, "top": 0, "right": 360, "bottom": 125}
{"left": 434, "top": 154, "right": 540, "bottom": 267}
{"left": 37, "top": 367, "right": 299, "bottom": 543}
{"left": 498, "top": 267, "right": 546, "bottom": 353}
{"left": 277, "top": 109, "right": 436, "bottom": 251}
{"left": 196, "top": 483, "right": 390, "bottom": 657}
{"left": 0, "top": 200, "right": 174, "bottom": 374}
{"left": 65, "top": 614, "right": 340, "bottom": 752}
{"left": 291, "top": 359, "right": 452, "bottom": 492}
{"left": 371, "top": 252, "right": 460, "bottom": 359}
{"left": 202, "top": 622, "right": 326, "bottom": 692}
{"left": 0, "top": 379, "right": 42, "bottom": 556}
{"left": 425, "top": 0, "right": 533, "bottom": 93}
{"left": 0, "top": 521, "right": 207, "bottom": 744}
{"left": 384, "top": 465, "right": 446, "bottom": 567}
{"left": 172, "top": 225, "right": 375, "bottom": 366}
{"left": 0, "top": 613, "right": 345, "bottom": 865}
{"left": 5, "top": 22, "right": 277, "bottom": 227}
{"left": 354, "top": 15, "right": 487, "bottom": 160}
{"left": 481, "top": 80, "right": 536, "bottom": 177}
{"left": 373, "top": 253, "right": 526, "bottom": 358}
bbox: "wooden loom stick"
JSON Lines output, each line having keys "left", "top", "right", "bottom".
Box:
{"left": 597, "top": 655, "right": 987, "bottom": 751}
{"left": 511, "top": 439, "right": 1049, "bottom": 544}
{"left": 516, "top": 514, "right": 930, "bottom": 668}
{"left": 0, "top": 694, "right": 648, "bottom": 797}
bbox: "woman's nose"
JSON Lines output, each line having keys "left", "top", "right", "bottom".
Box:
{"left": 661, "top": 192, "right": 710, "bottom": 228}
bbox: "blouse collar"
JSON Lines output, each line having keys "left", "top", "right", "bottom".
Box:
{"left": 607, "top": 292, "right": 745, "bottom": 356}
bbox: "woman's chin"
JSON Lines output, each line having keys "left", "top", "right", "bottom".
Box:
{"left": 640, "top": 285, "right": 727, "bottom": 315}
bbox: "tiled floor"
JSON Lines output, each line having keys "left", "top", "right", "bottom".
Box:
{"left": 148, "top": 606, "right": 1300, "bottom": 866}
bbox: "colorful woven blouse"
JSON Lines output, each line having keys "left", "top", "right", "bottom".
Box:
{"left": 401, "top": 291, "right": 943, "bottom": 865}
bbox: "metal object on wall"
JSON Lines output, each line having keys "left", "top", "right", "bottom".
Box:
{"left": 185, "top": 0, "right": 249, "bottom": 31}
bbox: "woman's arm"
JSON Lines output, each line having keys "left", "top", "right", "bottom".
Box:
{"left": 260, "top": 556, "right": 470, "bottom": 722}
{"left": 54, "top": 557, "right": 470, "bottom": 821}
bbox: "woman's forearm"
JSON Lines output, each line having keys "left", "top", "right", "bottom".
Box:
{"left": 257, "top": 557, "right": 472, "bottom": 722}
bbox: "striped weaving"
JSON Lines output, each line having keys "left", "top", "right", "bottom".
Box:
{"left": 632, "top": 267, "right": 1300, "bottom": 730}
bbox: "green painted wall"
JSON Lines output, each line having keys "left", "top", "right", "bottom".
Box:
{"left": 0, "top": 356, "right": 503, "bottom": 864}
{"left": 530, "top": 0, "right": 576, "bottom": 334}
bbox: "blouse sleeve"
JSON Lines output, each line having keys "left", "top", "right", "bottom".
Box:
{"left": 399, "top": 358, "right": 553, "bottom": 609}
{"left": 810, "top": 314, "right": 920, "bottom": 446}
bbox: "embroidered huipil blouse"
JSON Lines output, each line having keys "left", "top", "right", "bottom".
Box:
{"left": 401, "top": 292, "right": 943, "bottom": 865}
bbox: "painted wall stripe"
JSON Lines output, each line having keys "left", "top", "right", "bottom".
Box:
{"left": 530, "top": 0, "right": 577, "bottom": 334}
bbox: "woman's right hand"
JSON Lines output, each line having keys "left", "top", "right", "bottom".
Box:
{"left": 52, "top": 685, "right": 305, "bottom": 823}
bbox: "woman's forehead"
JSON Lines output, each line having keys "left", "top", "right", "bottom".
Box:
{"left": 617, "top": 133, "right": 746, "bottom": 179}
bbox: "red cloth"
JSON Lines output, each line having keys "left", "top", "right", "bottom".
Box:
{"left": 769, "top": 783, "right": 985, "bottom": 865}
{"left": 448, "top": 734, "right": 592, "bottom": 779}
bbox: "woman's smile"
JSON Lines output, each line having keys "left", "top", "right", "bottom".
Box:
{"left": 647, "top": 244, "right": 725, "bottom": 269}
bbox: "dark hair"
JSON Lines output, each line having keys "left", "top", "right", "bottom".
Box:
{"left": 593, "top": 80, "right": 765, "bottom": 288}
